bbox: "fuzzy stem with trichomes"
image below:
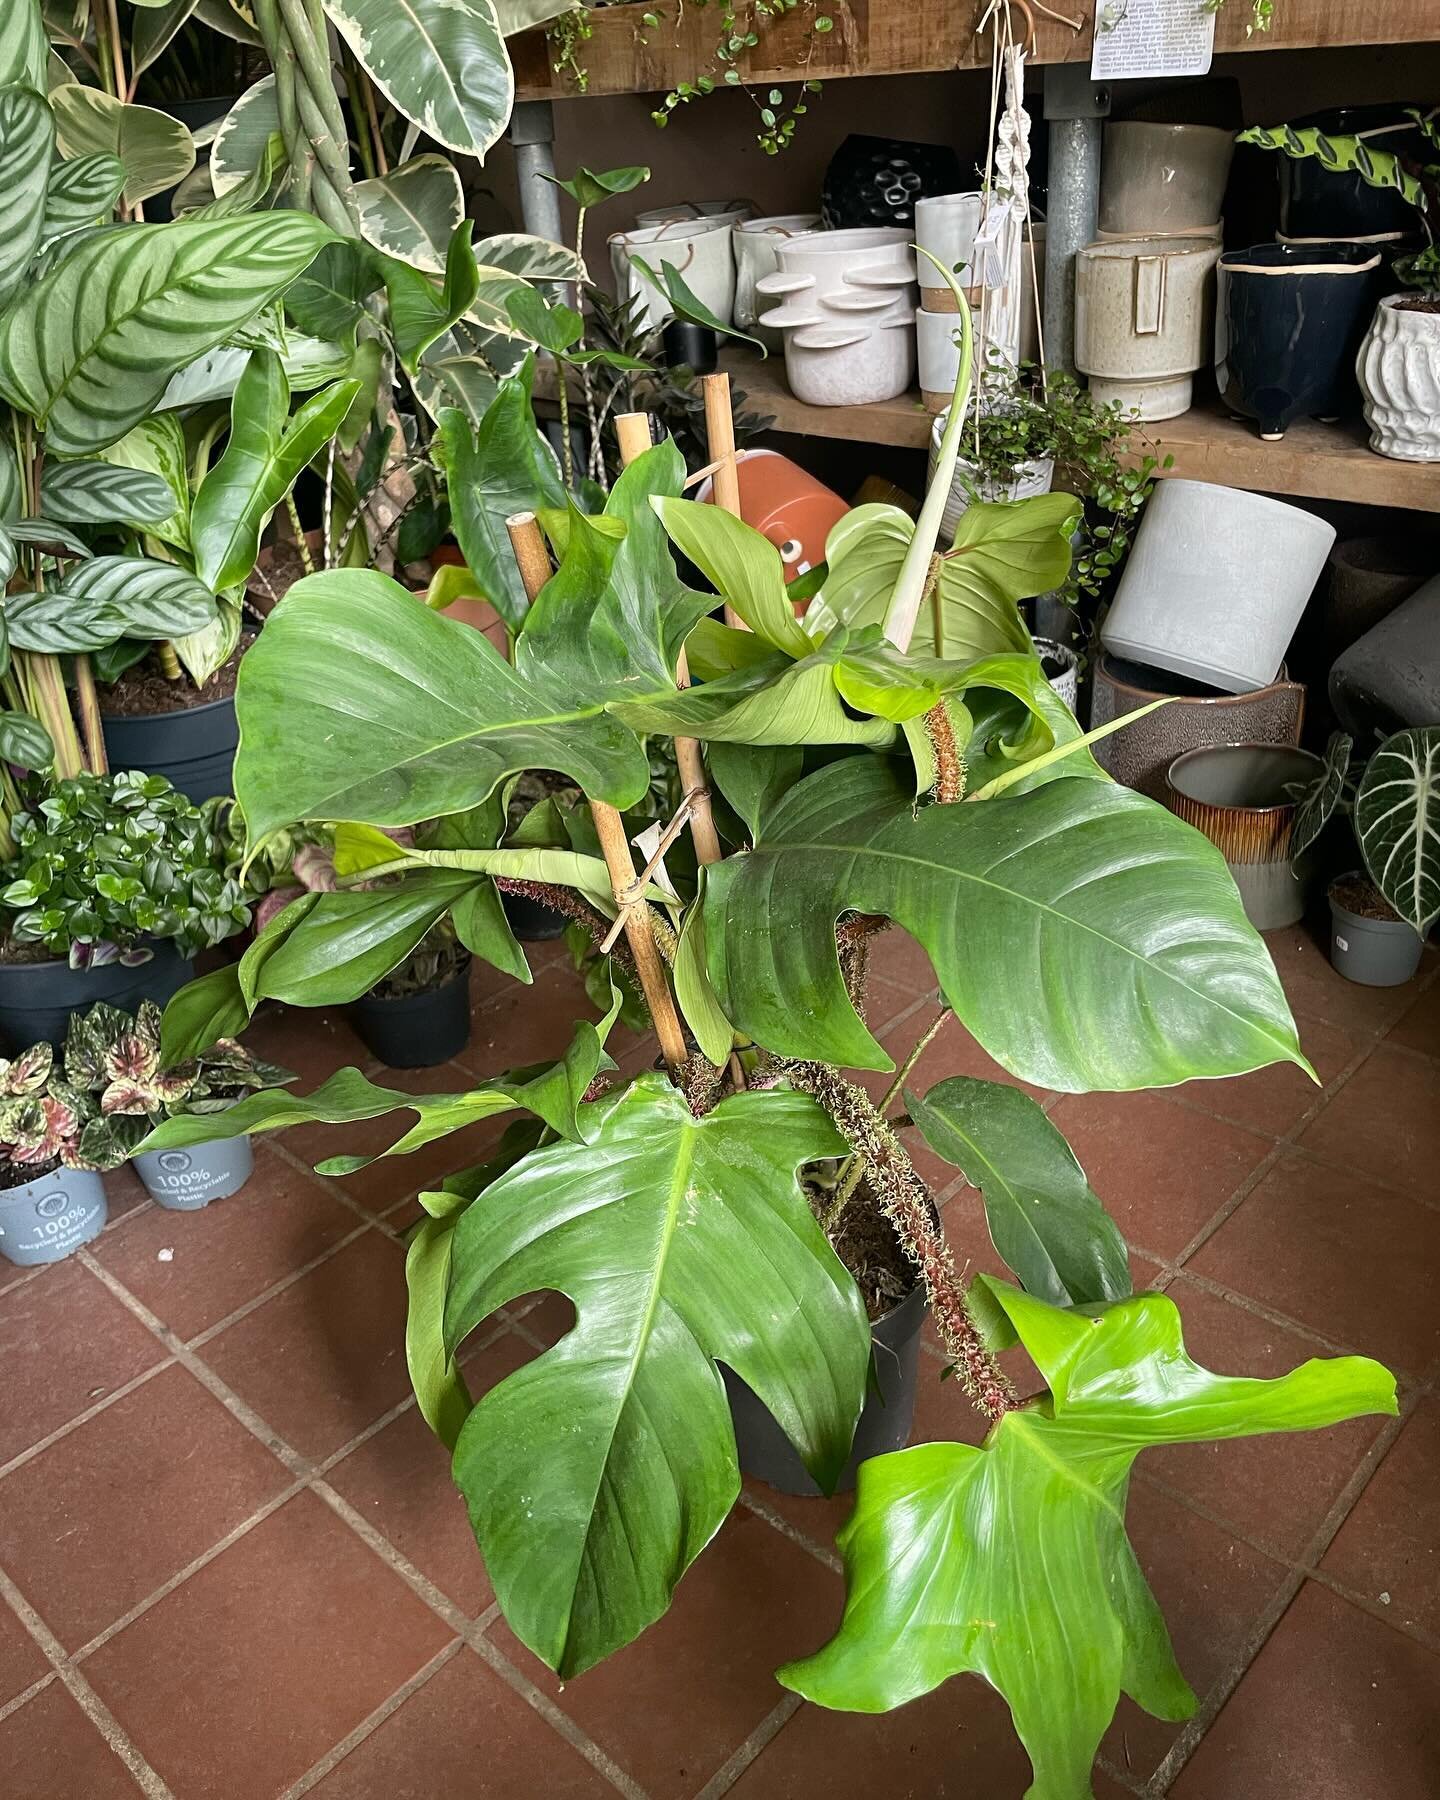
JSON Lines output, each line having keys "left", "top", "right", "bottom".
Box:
{"left": 825, "top": 1008, "right": 953, "bottom": 1229}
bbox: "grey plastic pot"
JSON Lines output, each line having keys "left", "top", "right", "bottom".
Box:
{"left": 101, "top": 695, "right": 238, "bottom": 804}
{"left": 722, "top": 1276, "right": 929, "bottom": 1496}
{"left": 0, "top": 940, "right": 194, "bottom": 1053}
{"left": 0, "top": 1165, "right": 107, "bottom": 1267}
{"left": 132, "top": 1135, "right": 253, "bottom": 1210}
{"left": 1328, "top": 879, "right": 1425, "bottom": 987}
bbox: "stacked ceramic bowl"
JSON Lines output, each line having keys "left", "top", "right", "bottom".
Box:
{"left": 756, "top": 227, "right": 918, "bottom": 406}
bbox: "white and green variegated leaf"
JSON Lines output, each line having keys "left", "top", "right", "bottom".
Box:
{"left": 96, "top": 415, "right": 192, "bottom": 551}
{"left": 46, "top": 555, "right": 219, "bottom": 641}
{"left": 173, "top": 593, "right": 243, "bottom": 686}
{"left": 322, "top": 0, "right": 514, "bottom": 162}
{"left": 1356, "top": 726, "right": 1440, "bottom": 936}
{"left": 413, "top": 335, "right": 499, "bottom": 426}
{"left": 0, "top": 212, "right": 333, "bottom": 454}
{"left": 355, "top": 154, "right": 463, "bottom": 272}
{"left": 41, "top": 458, "right": 177, "bottom": 530}
{"left": 0, "top": 87, "right": 54, "bottom": 309}
{"left": 210, "top": 74, "right": 278, "bottom": 195}
{"left": 39, "top": 152, "right": 126, "bottom": 250}
{"left": 491, "top": 0, "right": 572, "bottom": 31}
{"left": 50, "top": 84, "right": 196, "bottom": 207}
{"left": 159, "top": 332, "right": 350, "bottom": 410}
{"left": 0, "top": 0, "right": 48, "bottom": 89}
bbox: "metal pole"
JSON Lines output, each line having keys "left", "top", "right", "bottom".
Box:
{"left": 1042, "top": 67, "right": 1109, "bottom": 376}
{"left": 509, "top": 100, "right": 565, "bottom": 246}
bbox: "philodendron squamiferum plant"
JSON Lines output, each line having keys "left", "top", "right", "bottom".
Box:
{"left": 141, "top": 272, "right": 1397, "bottom": 1798}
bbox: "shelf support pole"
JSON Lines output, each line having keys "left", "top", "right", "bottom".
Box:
{"left": 1041, "top": 65, "right": 1109, "bottom": 375}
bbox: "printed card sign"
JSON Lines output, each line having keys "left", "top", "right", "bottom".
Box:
{"left": 1091, "top": 0, "right": 1216, "bottom": 80}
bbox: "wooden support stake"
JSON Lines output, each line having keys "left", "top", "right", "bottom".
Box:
{"left": 614, "top": 412, "right": 724, "bottom": 870}
{"left": 504, "top": 509, "right": 689, "bottom": 1071}
{"left": 700, "top": 374, "right": 745, "bottom": 631}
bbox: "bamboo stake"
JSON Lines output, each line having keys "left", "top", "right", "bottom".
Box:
{"left": 699, "top": 375, "right": 745, "bottom": 631}
{"left": 614, "top": 412, "right": 723, "bottom": 870}
{"left": 504, "top": 510, "right": 689, "bottom": 1071}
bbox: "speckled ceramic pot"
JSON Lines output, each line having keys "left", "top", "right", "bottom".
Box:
{"left": 1075, "top": 235, "right": 1221, "bottom": 419}
{"left": 732, "top": 213, "right": 820, "bottom": 349}
{"left": 1099, "top": 122, "right": 1234, "bottom": 238}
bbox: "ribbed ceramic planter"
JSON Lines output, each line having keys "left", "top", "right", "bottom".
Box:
{"left": 1099, "top": 122, "right": 1234, "bottom": 238}
{"left": 758, "top": 228, "right": 917, "bottom": 406}
{"left": 1101, "top": 479, "right": 1336, "bottom": 693}
{"left": 1356, "top": 295, "right": 1440, "bottom": 461}
{"left": 1089, "top": 654, "right": 1305, "bottom": 801}
{"left": 1075, "top": 235, "right": 1221, "bottom": 419}
{"left": 1165, "top": 743, "right": 1323, "bottom": 930}
{"left": 0, "top": 1165, "right": 107, "bottom": 1267}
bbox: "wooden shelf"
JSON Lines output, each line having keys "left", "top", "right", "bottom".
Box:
{"left": 512, "top": 0, "right": 1440, "bottom": 104}
{"left": 723, "top": 350, "right": 1440, "bottom": 511}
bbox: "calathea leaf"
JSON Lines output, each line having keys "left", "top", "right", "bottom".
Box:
{"left": 906, "top": 1077, "right": 1130, "bottom": 1307}
{"left": 40, "top": 459, "right": 177, "bottom": 530}
{"left": 95, "top": 415, "right": 192, "bottom": 551}
{"left": 704, "top": 756, "right": 1311, "bottom": 1088}
{"left": 0, "top": 710, "right": 52, "bottom": 772}
{"left": 0, "top": 211, "right": 333, "bottom": 454}
{"left": 191, "top": 349, "right": 361, "bottom": 591}
{"left": 39, "top": 152, "right": 126, "bottom": 251}
{"left": 4, "top": 584, "right": 124, "bottom": 654}
{"left": 0, "top": 87, "right": 54, "bottom": 309}
{"left": 42, "top": 556, "right": 218, "bottom": 642}
{"left": 49, "top": 85, "right": 196, "bottom": 208}
{"left": 1355, "top": 726, "right": 1440, "bottom": 936}
{"left": 355, "top": 153, "right": 464, "bottom": 272}
{"left": 445, "top": 1075, "right": 870, "bottom": 1676}
{"left": 0, "top": 0, "right": 47, "bottom": 89}
{"left": 781, "top": 1278, "right": 1396, "bottom": 1800}
{"left": 322, "top": 0, "right": 514, "bottom": 161}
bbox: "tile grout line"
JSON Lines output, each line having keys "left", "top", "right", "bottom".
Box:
{"left": 692, "top": 1694, "right": 803, "bottom": 1800}
{"left": 735, "top": 1490, "right": 842, "bottom": 1575}
{"left": 0, "top": 1564, "right": 173, "bottom": 1799}
{"left": 0, "top": 1351, "right": 175, "bottom": 1484}
{"left": 1146, "top": 1388, "right": 1419, "bottom": 1796}
{"left": 1303, "top": 1565, "right": 1440, "bottom": 1657}
{"left": 181, "top": 1217, "right": 380, "bottom": 1351}
{"left": 0, "top": 1668, "right": 56, "bottom": 1729}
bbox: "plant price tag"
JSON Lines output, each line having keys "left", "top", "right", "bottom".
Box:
{"left": 1091, "top": 0, "right": 1215, "bottom": 80}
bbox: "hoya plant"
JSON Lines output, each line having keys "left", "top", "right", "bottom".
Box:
{"left": 142, "top": 281, "right": 1395, "bottom": 1795}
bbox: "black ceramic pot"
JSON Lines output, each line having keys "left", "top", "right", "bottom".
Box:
{"left": 821, "top": 134, "right": 963, "bottom": 230}
{"left": 101, "top": 695, "right": 238, "bottom": 804}
{"left": 350, "top": 963, "right": 471, "bottom": 1068}
{"left": 1278, "top": 105, "right": 1429, "bottom": 243}
{"left": 1216, "top": 242, "right": 1384, "bottom": 440}
{"left": 0, "top": 940, "right": 195, "bottom": 1052}
{"left": 661, "top": 317, "right": 718, "bottom": 373}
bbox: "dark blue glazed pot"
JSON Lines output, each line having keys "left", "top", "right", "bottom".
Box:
{"left": 1216, "top": 242, "right": 1385, "bottom": 440}
{"left": 1277, "top": 105, "right": 1429, "bottom": 244}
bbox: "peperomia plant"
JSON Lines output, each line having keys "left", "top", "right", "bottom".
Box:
{"left": 0, "top": 1039, "right": 99, "bottom": 1174}
{"left": 142, "top": 276, "right": 1396, "bottom": 1795}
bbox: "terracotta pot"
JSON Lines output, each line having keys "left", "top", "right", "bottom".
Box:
{"left": 692, "top": 447, "right": 847, "bottom": 584}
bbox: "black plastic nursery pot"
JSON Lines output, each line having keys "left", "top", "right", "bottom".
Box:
{"left": 0, "top": 940, "right": 195, "bottom": 1052}
{"left": 501, "top": 887, "right": 568, "bottom": 942}
{"left": 1328, "top": 876, "right": 1425, "bottom": 988}
{"left": 350, "top": 963, "right": 472, "bottom": 1068}
{"left": 722, "top": 1276, "right": 930, "bottom": 1496}
{"left": 101, "top": 695, "right": 239, "bottom": 805}
{"left": 0, "top": 1165, "right": 107, "bottom": 1267}
{"left": 133, "top": 1135, "right": 254, "bottom": 1210}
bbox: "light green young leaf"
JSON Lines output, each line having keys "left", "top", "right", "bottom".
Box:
{"left": 542, "top": 163, "right": 650, "bottom": 209}
{"left": 673, "top": 893, "right": 734, "bottom": 1065}
{"left": 653, "top": 497, "right": 813, "bottom": 657}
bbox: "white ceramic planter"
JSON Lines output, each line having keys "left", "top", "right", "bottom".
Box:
{"left": 1102, "top": 479, "right": 1336, "bottom": 693}
{"left": 636, "top": 199, "right": 755, "bottom": 228}
{"left": 758, "top": 227, "right": 917, "bottom": 406}
{"left": 927, "top": 409, "right": 1055, "bottom": 544}
{"left": 1074, "top": 235, "right": 1221, "bottom": 419}
{"left": 916, "top": 308, "right": 965, "bottom": 410}
{"left": 732, "top": 213, "right": 820, "bottom": 349}
{"left": 1099, "top": 122, "right": 1234, "bottom": 238}
{"left": 1035, "top": 636, "right": 1080, "bottom": 710}
{"left": 914, "top": 191, "right": 984, "bottom": 301}
{"left": 610, "top": 218, "right": 737, "bottom": 333}
{"left": 1356, "top": 293, "right": 1440, "bottom": 461}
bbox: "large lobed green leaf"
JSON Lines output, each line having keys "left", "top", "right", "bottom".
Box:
{"left": 704, "top": 756, "right": 1311, "bottom": 1088}
{"left": 781, "top": 1279, "right": 1396, "bottom": 1800}
{"left": 0, "top": 212, "right": 332, "bottom": 453}
{"left": 445, "top": 1074, "right": 870, "bottom": 1677}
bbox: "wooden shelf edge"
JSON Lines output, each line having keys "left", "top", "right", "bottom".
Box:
{"left": 512, "top": 0, "right": 1440, "bottom": 104}
{"left": 722, "top": 351, "right": 1440, "bottom": 511}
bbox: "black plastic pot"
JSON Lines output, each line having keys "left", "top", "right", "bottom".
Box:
{"left": 501, "top": 888, "right": 568, "bottom": 942}
{"left": 350, "top": 964, "right": 471, "bottom": 1068}
{"left": 722, "top": 1277, "right": 930, "bottom": 1496}
{"left": 101, "top": 696, "right": 239, "bottom": 804}
{"left": 662, "top": 318, "right": 719, "bottom": 373}
{"left": 0, "top": 941, "right": 194, "bottom": 1052}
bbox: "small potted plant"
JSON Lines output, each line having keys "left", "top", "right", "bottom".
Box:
{"left": 0, "top": 1042, "right": 108, "bottom": 1267}
{"left": 0, "top": 771, "right": 252, "bottom": 1048}
{"left": 1239, "top": 110, "right": 1440, "bottom": 460}
{"left": 66, "top": 1001, "right": 292, "bottom": 1208}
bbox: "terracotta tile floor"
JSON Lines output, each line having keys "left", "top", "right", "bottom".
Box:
{"left": 1, "top": 922, "right": 1437, "bottom": 1799}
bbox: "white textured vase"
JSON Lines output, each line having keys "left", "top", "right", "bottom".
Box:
{"left": 758, "top": 227, "right": 917, "bottom": 406}
{"left": 1356, "top": 293, "right": 1440, "bottom": 461}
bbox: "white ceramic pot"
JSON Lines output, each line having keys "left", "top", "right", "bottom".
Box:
{"left": 1356, "top": 292, "right": 1440, "bottom": 461}
{"left": 927, "top": 409, "right": 1055, "bottom": 543}
{"left": 733, "top": 213, "right": 821, "bottom": 349}
{"left": 1034, "top": 636, "right": 1080, "bottom": 711}
{"left": 635, "top": 199, "right": 755, "bottom": 228}
{"left": 1099, "top": 122, "right": 1234, "bottom": 238}
{"left": 758, "top": 227, "right": 917, "bottom": 406}
{"left": 916, "top": 308, "right": 965, "bottom": 410}
{"left": 1101, "top": 478, "right": 1337, "bottom": 693}
{"left": 1074, "top": 235, "right": 1221, "bottom": 419}
{"left": 610, "top": 218, "right": 737, "bottom": 334}
{"left": 914, "top": 191, "right": 985, "bottom": 303}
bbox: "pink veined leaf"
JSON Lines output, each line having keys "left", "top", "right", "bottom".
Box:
{"left": 103, "top": 1031, "right": 161, "bottom": 1087}
{"left": 101, "top": 1079, "right": 161, "bottom": 1117}
{"left": 1, "top": 1043, "right": 55, "bottom": 1096}
{"left": 292, "top": 844, "right": 340, "bottom": 891}
{"left": 255, "top": 884, "right": 304, "bottom": 930}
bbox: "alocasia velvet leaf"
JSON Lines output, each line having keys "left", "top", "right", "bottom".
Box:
{"left": 906, "top": 1077, "right": 1131, "bottom": 1307}
{"left": 703, "top": 756, "right": 1310, "bottom": 1088}
{"left": 781, "top": 1278, "right": 1396, "bottom": 1800}
{"left": 443, "top": 1074, "right": 870, "bottom": 1677}
{"left": 1355, "top": 725, "right": 1440, "bottom": 936}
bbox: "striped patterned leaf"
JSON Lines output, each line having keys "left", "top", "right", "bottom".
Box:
{"left": 1237, "top": 123, "right": 1425, "bottom": 209}
{"left": 0, "top": 87, "right": 53, "bottom": 308}
{"left": 40, "top": 459, "right": 177, "bottom": 529}
{"left": 322, "top": 0, "right": 514, "bottom": 161}
{"left": 39, "top": 152, "right": 126, "bottom": 250}
{"left": 1356, "top": 727, "right": 1440, "bottom": 936}
{"left": 0, "top": 0, "right": 47, "bottom": 89}
{"left": 211, "top": 76, "right": 279, "bottom": 196}
{"left": 355, "top": 154, "right": 463, "bottom": 272}
{"left": 46, "top": 555, "right": 219, "bottom": 641}
{"left": 96, "top": 415, "right": 192, "bottom": 551}
{"left": 0, "top": 709, "right": 53, "bottom": 772}
{"left": 0, "top": 212, "right": 332, "bottom": 454}
{"left": 6, "top": 584, "right": 124, "bottom": 653}
{"left": 50, "top": 85, "right": 196, "bottom": 208}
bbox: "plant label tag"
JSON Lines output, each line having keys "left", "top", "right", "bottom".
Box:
{"left": 1091, "top": 0, "right": 1215, "bottom": 80}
